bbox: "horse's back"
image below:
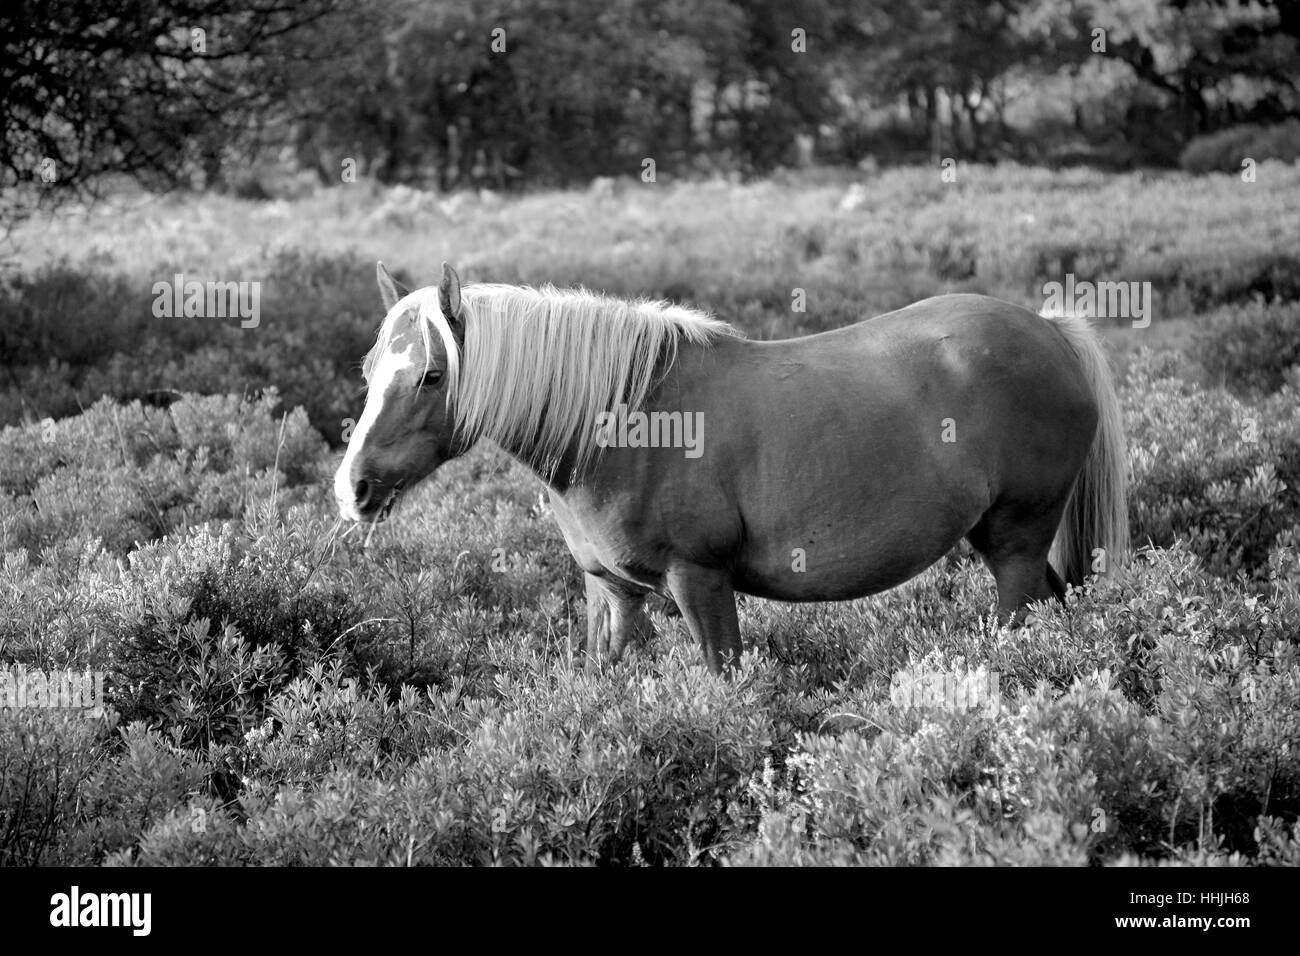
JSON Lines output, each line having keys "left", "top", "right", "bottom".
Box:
{"left": 802, "top": 293, "right": 1098, "bottom": 430}
{"left": 745, "top": 292, "right": 1093, "bottom": 418}
{"left": 853, "top": 292, "right": 1099, "bottom": 485}
{"left": 836, "top": 293, "right": 1080, "bottom": 364}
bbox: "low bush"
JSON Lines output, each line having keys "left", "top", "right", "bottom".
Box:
{"left": 7, "top": 167, "right": 1300, "bottom": 439}
{"left": 1125, "top": 351, "right": 1300, "bottom": 578}
{"left": 1179, "top": 120, "right": 1300, "bottom": 174}
{"left": 0, "top": 250, "right": 377, "bottom": 443}
{"left": 0, "top": 391, "right": 329, "bottom": 558}
{"left": 2, "top": 328, "right": 1299, "bottom": 866}
{"left": 1192, "top": 299, "right": 1300, "bottom": 395}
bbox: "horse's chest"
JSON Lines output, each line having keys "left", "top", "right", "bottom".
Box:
{"left": 546, "top": 491, "right": 657, "bottom": 578}
{"left": 547, "top": 482, "right": 733, "bottom": 591}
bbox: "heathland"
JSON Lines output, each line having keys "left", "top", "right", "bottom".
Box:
{"left": 2, "top": 164, "right": 1299, "bottom": 864}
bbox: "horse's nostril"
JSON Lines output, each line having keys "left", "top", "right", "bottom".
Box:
{"left": 354, "top": 479, "right": 371, "bottom": 508}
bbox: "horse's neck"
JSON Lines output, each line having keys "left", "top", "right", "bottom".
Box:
{"left": 463, "top": 329, "right": 587, "bottom": 485}
{"left": 490, "top": 424, "right": 583, "bottom": 491}
{"left": 462, "top": 298, "right": 726, "bottom": 484}
{"left": 505, "top": 347, "right": 719, "bottom": 493}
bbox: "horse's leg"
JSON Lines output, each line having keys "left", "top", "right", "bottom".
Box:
{"left": 1046, "top": 563, "right": 1067, "bottom": 602}
{"left": 665, "top": 565, "right": 742, "bottom": 675}
{"left": 988, "top": 555, "right": 1057, "bottom": 622}
{"left": 966, "top": 505, "right": 1062, "bottom": 622}
{"left": 585, "top": 573, "right": 611, "bottom": 660}
{"left": 583, "top": 573, "right": 652, "bottom": 665}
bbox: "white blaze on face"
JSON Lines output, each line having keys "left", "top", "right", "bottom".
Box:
{"left": 334, "top": 337, "right": 417, "bottom": 520}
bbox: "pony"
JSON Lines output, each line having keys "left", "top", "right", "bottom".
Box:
{"left": 336, "top": 262, "right": 1128, "bottom": 674}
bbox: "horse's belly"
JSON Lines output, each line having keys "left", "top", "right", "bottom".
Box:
{"left": 733, "top": 499, "right": 978, "bottom": 602}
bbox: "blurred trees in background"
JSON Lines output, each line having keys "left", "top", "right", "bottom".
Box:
{"left": 283, "top": 0, "right": 852, "bottom": 188}
{"left": 0, "top": 0, "right": 358, "bottom": 198}
{"left": 2, "top": 0, "right": 1298, "bottom": 200}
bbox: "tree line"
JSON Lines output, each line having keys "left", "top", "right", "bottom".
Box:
{"left": 2, "top": 0, "right": 1297, "bottom": 202}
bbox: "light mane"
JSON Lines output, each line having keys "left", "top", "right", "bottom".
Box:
{"left": 363, "top": 283, "right": 739, "bottom": 477}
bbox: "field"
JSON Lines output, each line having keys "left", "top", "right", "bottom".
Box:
{"left": 2, "top": 164, "right": 1300, "bottom": 865}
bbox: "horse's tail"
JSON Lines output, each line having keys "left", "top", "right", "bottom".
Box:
{"left": 1041, "top": 312, "right": 1130, "bottom": 585}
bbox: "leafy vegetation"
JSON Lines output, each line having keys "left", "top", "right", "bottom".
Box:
{"left": 9, "top": 0, "right": 1296, "bottom": 203}
{"left": 2, "top": 170, "right": 1299, "bottom": 866}
{"left": 5, "top": 163, "right": 1300, "bottom": 439}
{"left": 1180, "top": 120, "right": 1300, "bottom": 174}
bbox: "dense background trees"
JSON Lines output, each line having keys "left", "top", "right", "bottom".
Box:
{"left": 0, "top": 1, "right": 357, "bottom": 197}
{"left": 2, "top": 0, "right": 1298, "bottom": 200}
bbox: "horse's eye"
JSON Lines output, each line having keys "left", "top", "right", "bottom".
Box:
{"left": 419, "top": 370, "right": 444, "bottom": 391}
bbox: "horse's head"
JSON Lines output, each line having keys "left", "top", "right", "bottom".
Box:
{"left": 334, "top": 261, "right": 467, "bottom": 523}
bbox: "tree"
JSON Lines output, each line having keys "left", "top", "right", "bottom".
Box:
{"left": 839, "top": 0, "right": 1043, "bottom": 160}
{"left": 0, "top": 0, "right": 356, "bottom": 220}
{"left": 293, "top": 0, "right": 843, "bottom": 187}
{"left": 1017, "top": 0, "right": 1300, "bottom": 160}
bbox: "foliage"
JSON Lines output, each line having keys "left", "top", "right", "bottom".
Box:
{"left": 0, "top": 250, "right": 377, "bottom": 443}
{"left": 1191, "top": 299, "right": 1300, "bottom": 396}
{"left": 0, "top": 0, "right": 357, "bottom": 201}
{"left": 5, "top": 0, "right": 1296, "bottom": 217}
{"left": 1180, "top": 120, "right": 1300, "bottom": 174}
{"left": 3, "top": 165, "right": 1300, "bottom": 866}
{"left": 5, "top": 164, "right": 1299, "bottom": 440}
{"left": 1124, "top": 351, "right": 1300, "bottom": 578}
{"left": 0, "top": 391, "right": 327, "bottom": 556}
{"left": 2, "top": 347, "right": 1299, "bottom": 864}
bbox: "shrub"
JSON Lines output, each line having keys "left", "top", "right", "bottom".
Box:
{"left": 1179, "top": 120, "right": 1300, "bottom": 174}
{"left": 63, "top": 722, "right": 210, "bottom": 864}
{"left": 9, "top": 167, "right": 1300, "bottom": 441}
{"left": 0, "top": 709, "right": 108, "bottom": 865}
{"left": 0, "top": 392, "right": 329, "bottom": 559}
{"left": 1125, "top": 352, "right": 1300, "bottom": 577}
{"left": 1192, "top": 299, "right": 1300, "bottom": 395}
{"left": 1132, "top": 245, "right": 1300, "bottom": 313}
{"left": 730, "top": 545, "right": 1300, "bottom": 866}
{"left": 112, "top": 528, "right": 364, "bottom": 750}
{"left": 127, "top": 648, "right": 777, "bottom": 866}
{"left": 4, "top": 253, "right": 1300, "bottom": 865}
{"left": 0, "top": 265, "right": 158, "bottom": 375}
{"left": 0, "top": 251, "right": 378, "bottom": 443}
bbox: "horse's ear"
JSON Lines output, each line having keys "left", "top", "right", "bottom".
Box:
{"left": 376, "top": 261, "right": 409, "bottom": 313}
{"left": 439, "top": 262, "right": 462, "bottom": 326}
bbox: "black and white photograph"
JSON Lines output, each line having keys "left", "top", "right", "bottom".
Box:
{"left": 0, "top": 0, "right": 1295, "bottom": 927}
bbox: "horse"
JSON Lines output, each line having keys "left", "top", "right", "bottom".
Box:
{"left": 336, "top": 261, "right": 1128, "bottom": 674}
